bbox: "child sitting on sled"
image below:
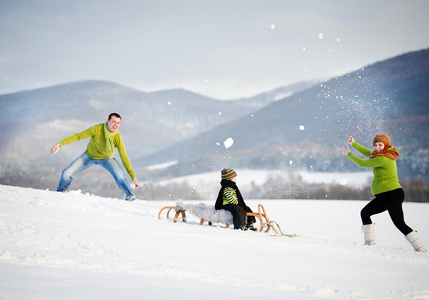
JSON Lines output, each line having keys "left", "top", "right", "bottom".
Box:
{"left": 215, "top": 168, "right": 257, "bottom": 231}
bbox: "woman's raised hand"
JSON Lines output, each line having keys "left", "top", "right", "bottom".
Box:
{"left": 341, "top": 145, "right": 351, "bottom": 156}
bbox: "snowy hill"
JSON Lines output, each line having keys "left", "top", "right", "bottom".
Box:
{"left": 138, "top": 49, "right": 429, "bottom": 180}
{"left": 1, "top": 184, "right": 428, "bottom": 299}
{"left": 0, "top": 80, "right": 254, "bottom": 164}
{"left": 0, "top": 79, "right": 315, "bottom": 167}
{"left": 0, "top": 78, "right": 317, "bottom": 196}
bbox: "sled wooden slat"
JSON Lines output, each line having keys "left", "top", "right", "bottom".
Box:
{"left": 246, "top": 204, "right": 271, "bottom": 233}
{"left": 199, "top": 219, "right": 230, "bottom": 228}
{"left": 158, "top": 206, "right": 186, "bottom": 223}
{"left": 158, "top": 203, "right": 296, "bottom": 237}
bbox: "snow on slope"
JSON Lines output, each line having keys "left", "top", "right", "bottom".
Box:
{"left": 1, "top": 184, "right": 428, "bottom": 300}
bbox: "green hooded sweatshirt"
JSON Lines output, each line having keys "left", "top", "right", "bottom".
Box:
{"left": 59, "top": 123, "right": 136, "bottom": 179}
{"left": 347, "top": 141, "right": 401, "bottom": 195}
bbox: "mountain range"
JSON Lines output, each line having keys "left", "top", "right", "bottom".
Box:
{"left": 0, "top": 78, "right": 316, "bottom": 165}
{"left": 137, "top": 48, "right": 429, "bottom": 181}
{"left": 1, "top": 48, "right": 428, "bottom": 196}
{"left": 0, "top": 73, "right": 317, "bottom": 193}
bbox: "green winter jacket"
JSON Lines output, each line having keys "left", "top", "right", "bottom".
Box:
{"left": 223, "top": 187, "right": 239, "bottom": 205}
{"left": 347, "top": 141, "right": 401, "bottom": 195}
{"left": 59, "top": 123, "right": 136, "bottom": 179}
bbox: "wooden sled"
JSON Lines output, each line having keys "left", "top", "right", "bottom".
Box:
{"left": 247, "top": 204, "right": 297, "bottom": 237}
{"left": 157, "top": 206, "right": 187, "bottom": 224}
{"left": 158, "top": 203, "right": 297, "bottom": 237}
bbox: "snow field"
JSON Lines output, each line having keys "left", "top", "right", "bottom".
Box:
{"left": 0, "top": 184, "right": 428, "bottom": 300}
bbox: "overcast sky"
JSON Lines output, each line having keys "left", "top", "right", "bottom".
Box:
{"left": 1, "top": 0, "right": 428, "bottom": 99}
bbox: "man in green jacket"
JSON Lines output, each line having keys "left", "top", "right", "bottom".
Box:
{"left": 51, "top": 113, "right": 140, "bottom": 201}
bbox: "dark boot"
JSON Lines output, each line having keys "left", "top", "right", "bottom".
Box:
{"left": 245, "top": 223, "right": 258, "bottom": 231}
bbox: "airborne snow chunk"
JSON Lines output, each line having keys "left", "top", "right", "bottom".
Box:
{"left": 223, "top": 137, "right": 234, "bottom": 149}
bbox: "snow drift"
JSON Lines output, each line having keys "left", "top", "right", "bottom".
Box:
{"left": 1, "top": 184, "right": 428, "bottom": 300}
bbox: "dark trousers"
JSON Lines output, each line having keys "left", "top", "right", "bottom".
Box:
{"left": 361, "top": 188, "right": 413, "bottom": 235}
{"left": 223, "top": 204, "right": 256, "bottom": 229}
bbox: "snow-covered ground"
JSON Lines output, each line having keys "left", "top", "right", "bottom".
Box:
{"left": 1, "top": 184, "right": 428, "bottom": 300}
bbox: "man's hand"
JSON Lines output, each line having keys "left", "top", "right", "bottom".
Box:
{"left": 133, "top": 178, "right": 140, "bottom": 190}
{"left": 51, "top": 144, "right": 60, "bottom": 154}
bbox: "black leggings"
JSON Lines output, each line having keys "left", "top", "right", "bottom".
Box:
{"left": 223, "top": 204, "right": 256, "bottom": 229}
{"left": 361, "top": 188, "right": 413, "bottom": 235}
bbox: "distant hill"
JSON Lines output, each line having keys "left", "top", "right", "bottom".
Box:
{"left": 1, "top": 49, "right": 428, "bottom": 197}
{"left": 0, "top": 78, "right": 311, "bottom": 193}
{"left": 0, "top": 81, "right": 250, "bottom": 166}
{"left": 136, "top": 48, "right": 429, "bottom": 181}
{"left": 234, "top": 80, "right": 321, "bottom": 108}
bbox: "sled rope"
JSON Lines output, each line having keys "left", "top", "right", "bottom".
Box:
{"left": 263, "top": 221, "right": 297, "bottom": 238}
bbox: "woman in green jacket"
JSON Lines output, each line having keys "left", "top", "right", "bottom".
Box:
{"left": 341, "top": 133, "right": 426, "bottom": 252}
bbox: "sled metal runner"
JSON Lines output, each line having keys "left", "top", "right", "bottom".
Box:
{"left": 158, "top": 203, "right": 297, "bottom": 237}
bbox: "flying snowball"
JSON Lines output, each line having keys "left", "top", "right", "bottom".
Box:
{"left": 271, "top": 24, "right": 276, "bottom": 30}
{"left": 224, "top": 137, "right": 234, "bottom": 149}
{"left": 299, "top": 125, "right": 305, "bottom": 131}
{"left": 319, "top": 32, "right": 324, "bottom": 39}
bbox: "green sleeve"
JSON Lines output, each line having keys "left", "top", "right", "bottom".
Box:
{"left": 352, "top": 141, "right": 372, "bottom": 158}
{"left": 347, "top": 152, "right": 385, "bottom": 168}
{"left": 59, "top": 126, "right": 95, "bottom": 146}
{"left": 115, "top": 134, "right": 136, "bottom": 179}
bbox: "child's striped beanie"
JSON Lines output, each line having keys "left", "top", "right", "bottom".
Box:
{"left": 221, "top": 168, "right": 237, "bottom": 180}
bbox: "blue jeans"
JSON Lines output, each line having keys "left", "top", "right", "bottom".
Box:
{"left": 57, "top": 152, "right": 134, "bottom": 200}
